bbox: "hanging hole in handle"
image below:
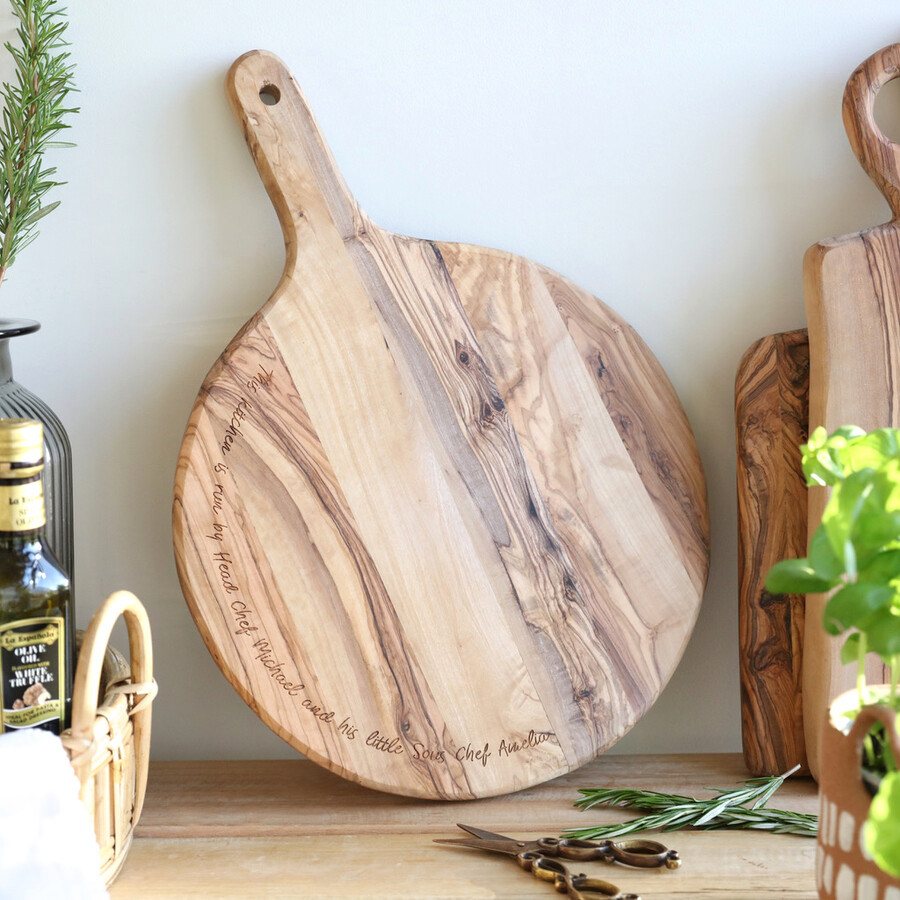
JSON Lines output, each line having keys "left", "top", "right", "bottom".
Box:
{"left": 259, "top": 83, "right": 281, "bottom": 106}
{"left": 874, "top": 74, "right": 900, "bottom": 144}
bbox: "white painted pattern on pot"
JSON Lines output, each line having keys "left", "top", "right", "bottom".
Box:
{"left": 829, "top": 800, "right": 840, "bottom": 847}
{"left": 857, "top": 873, "right": 878, "bottom": 900}
{"left": 814, "top": 790, "right": 899, "bottom": 900}
{"left": 835, "top": 862, "right": 856, "bottom": 900}
{"left": 823, "top": 851, "right": 835, "bottom": 894}
{"left": 839, "top": 811, "right": 856, "bottom": 852}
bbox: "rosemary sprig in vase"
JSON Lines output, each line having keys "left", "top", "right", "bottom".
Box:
{"left": 0, "top": 0, "right": 77, "bottom": 289}
{"left": 0, "top": 0, "right": 77, "bottom": 574}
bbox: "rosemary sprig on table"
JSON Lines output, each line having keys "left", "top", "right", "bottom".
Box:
{"left": 0, "top": 0, "right": 77, "bottom": 288}
{"left": 563, "top": 767, "right": 818, "bottom": 840}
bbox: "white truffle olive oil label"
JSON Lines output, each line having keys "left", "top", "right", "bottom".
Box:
{"left": 0, "top": 617, "right": 64, "bottom": 734}
{"left": 0, "top": 480, "right": 44, "bottom": 531}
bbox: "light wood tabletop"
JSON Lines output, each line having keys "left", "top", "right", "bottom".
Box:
{"left": 109, "top": 753, "right": 818, "bottom": 898}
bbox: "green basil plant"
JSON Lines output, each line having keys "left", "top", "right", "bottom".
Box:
{"left": 766, "top": 425, "right": 900, "bottom": 878}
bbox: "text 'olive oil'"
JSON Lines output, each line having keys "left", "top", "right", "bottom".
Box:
{"left": 0, "top": 418, "right": 73, "bottom": 734}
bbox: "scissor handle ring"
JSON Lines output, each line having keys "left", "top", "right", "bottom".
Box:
{"left": 541, "top": 836, "right": 680, "bottom": 869}
{"left": 608, "top": 839, "right": 682, "bottom": 869}
{"left": 536, "top": 837, "right": 610, "bottom": 861}
{"left": 518, "top": 852, "right": 639, "bottom": 899}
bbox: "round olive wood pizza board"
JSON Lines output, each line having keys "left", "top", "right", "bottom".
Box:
{"left": 172, "top": 50, "right": 710, "bottom": 800}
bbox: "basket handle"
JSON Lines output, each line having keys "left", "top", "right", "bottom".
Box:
{"left": 68, "top": 590, "right": 154, "bottom": 825}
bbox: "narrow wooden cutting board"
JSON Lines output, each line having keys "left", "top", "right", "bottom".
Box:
{"left": 735, "top": 329, "right": 809, "bottom": 776}
{"left": 172, "top": 50, "right": 710, "bottom": 799}
{"left": 803, "top": 44, "right": 899, "bottom": 778}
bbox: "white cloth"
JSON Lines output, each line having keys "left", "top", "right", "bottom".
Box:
{"left": 0, "top": 729, "right": 107, "bottom": 899}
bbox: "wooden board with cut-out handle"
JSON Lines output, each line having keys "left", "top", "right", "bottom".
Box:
{"left": 802, "top": 44, "right": 900, "bottom": 779}
{"left": 172, "top": 50, "right": 710, "bottom": 799}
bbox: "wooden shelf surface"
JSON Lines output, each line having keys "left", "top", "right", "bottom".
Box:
{"left": 109, "top": 753, "right": 818, "bottom": 898}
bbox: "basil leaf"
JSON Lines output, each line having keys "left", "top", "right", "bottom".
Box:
{"left": 823, "top": 583, "right": 894, "bottom": 635}
{"left": 765, "top": 558, "right": 835, "bottom": 595}
{"left": 865, "top": 611, "right": 900, "bottom": 660}
{"left": 867, "top": 771, "right": 900, "bottom": 878}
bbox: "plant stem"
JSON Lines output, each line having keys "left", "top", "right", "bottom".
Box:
{"left": 858, "top": 632, "right": 868, "bottom": 707}
{"left": 892, "top": 658, "right": 899, "bottom": 707}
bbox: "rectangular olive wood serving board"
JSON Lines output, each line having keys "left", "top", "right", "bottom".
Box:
{"left": 736, "top": 328, "right": 809, "bottom": 776}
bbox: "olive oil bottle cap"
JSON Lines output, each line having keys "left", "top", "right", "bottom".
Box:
{"left": 0, "top": 418, "right": 43, "bottom": 475}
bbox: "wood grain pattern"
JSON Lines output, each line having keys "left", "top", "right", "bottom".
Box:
{"left": 735, "top": 329, "right": 809, "bottom": 776}
{"left": 172, "top": 50, "right": 709, "bottom": 799}
{"left": 108, "top": 755, "right": 818, "bottom": 900}
{"left": 803, "top": 44, "right": 900, "bottom": 778}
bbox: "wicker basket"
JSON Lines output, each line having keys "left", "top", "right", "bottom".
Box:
{"left": 61, "top": 591, "right": 156, "bottom": 887}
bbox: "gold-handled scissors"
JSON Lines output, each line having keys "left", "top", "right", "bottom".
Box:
{"left": 436, "top": 823, "right": 682, "bottom": 869}
{"left": 435, "top": 824, "right": 680, "bottom": 899}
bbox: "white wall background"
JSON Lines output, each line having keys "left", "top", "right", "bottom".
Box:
{"left": 6, "top": 1, "right": 900, "bottom": 761}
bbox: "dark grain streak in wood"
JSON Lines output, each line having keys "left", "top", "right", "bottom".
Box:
{"left": 343, "top": 234, "right": 512, "bottom": 549}
{"left": 430, "top": 244, "right": 673, "bottom": 739}
{"left": 542, "top": 271, "right": 710, "bottom": 598}
{"left": 241, "top": 325, "right": 477, "bottom": 797}
{"left": 381, "top": 237, "right": 609, "bottom": 760}
{"left": 186, "top": 323, "right": 477, "bottom": 798}
{"left": 433, "top": 246, "right": 677, "bottom": 728}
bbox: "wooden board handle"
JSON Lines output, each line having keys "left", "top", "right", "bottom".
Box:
{"left": 843, "top": 43, "right": 900, "bottom": 220}
{"left": 226, "top": 50, "right": 364, "bottom": 276}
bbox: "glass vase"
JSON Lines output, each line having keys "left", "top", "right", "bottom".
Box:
{"left": 0, "top": 319, "right": 73, "bottom": 578}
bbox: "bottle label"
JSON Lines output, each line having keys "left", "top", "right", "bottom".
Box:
{"left": 0, "top": 617, "right": 65, "bottom": 734}
{"left": 0, "top": 480, "right": 44, "bottom": 531}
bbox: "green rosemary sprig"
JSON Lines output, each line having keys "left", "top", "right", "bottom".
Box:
{"left": 0, "top": 0, "right": 77, "bottom": 288}
{"left": 563, "top": 767, "right": 818, "bottom": 840}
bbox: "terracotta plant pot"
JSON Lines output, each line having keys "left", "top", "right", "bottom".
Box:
{"left": 816, "top": 691, "right": 900, "bottom": 899}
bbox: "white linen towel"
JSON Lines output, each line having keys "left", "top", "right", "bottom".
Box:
{"left": 0, "top": 728, "right": 107, "bottom": 899}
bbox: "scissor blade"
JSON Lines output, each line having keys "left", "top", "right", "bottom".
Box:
{"left": 454, "top": 823, "right": 517, "bottom": 842}
{"left": 433, "top": 837, "right": 521, "bottom": 857}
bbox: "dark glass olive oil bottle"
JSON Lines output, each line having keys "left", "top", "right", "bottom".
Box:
{"left": 0, "top": 418, "right": 73, "bottom": 734}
